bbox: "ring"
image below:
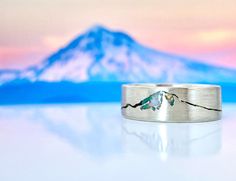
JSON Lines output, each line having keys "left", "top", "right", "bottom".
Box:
{"left": 121, "top": 84, "right": 222, "bottom": 123}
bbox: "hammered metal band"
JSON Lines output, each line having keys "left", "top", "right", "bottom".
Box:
{"left": 121, "top": 84, "right": 222, "bottom": 123}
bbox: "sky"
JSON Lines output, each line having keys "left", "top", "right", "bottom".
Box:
{"left": 0, "top": 0, "right": 236, "bottom": 69}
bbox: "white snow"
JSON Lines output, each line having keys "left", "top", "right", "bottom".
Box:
{"left": 0, "top": 72, "right": 17, "bottom": 84}
{"left": 38, "top": 52, "right": 93, "bottom": 82}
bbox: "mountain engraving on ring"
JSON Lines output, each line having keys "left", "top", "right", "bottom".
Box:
{"left": 121, "top": 91, "right": 222, "bottom": 112}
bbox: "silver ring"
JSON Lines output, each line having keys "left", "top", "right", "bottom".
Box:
{"left": 121, "top": 84, "right": 222, "bottom": 123}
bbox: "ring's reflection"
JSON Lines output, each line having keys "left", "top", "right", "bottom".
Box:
{"left": 122, "top": 119, "right": 221, "bottom": 158}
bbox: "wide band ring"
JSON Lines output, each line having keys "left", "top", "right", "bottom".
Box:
{"left": 121, "top": 84, "right": 222, "bottom": 123}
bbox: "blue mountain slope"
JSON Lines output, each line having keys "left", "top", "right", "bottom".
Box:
{"left": 0, "top": 25, "right": 236, "bottom": 103}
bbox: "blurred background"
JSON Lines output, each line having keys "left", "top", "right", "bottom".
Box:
{"left": 1, "top": 0, "right": 236, "bottom": 104}
{"left": 1, "top": 2, "right": 236, "bottom": 180}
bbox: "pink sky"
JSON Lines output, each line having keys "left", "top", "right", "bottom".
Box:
{"left": 1, "top": 0, "right": 236, "bottom": 69}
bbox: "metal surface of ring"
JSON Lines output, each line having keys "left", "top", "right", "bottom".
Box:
{"left": 121, "top": 84, "right": 222, "bottom": 123}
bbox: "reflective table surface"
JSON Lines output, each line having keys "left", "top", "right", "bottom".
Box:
{"left": 0, "top": 103, "right": 235, "bottom": 181}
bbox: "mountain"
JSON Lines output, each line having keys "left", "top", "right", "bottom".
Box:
{"left": 0, "top": 25, "right": 236, "bottom": 104}
{"left": 1, "top": 25, "right": 236, "bottom": 85}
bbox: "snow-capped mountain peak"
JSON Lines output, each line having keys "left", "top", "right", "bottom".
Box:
{"left": 0, "top": 25, "right": 236, "bottom": 84}
{"left": 32, "top": 26, "right": 141, "bottom": 82}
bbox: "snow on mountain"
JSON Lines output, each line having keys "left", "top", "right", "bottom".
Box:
{"left": 0, "top": 70, "right": 20, "bottom": 85}
{"left": 1, "top": 25, "right": 236, "bottom": 84}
